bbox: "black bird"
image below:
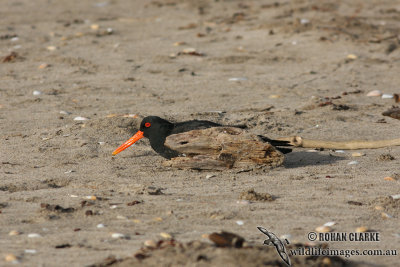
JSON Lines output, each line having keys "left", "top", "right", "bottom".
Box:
{"left": 112, "top": 116, "right": 292, "bottom": 159}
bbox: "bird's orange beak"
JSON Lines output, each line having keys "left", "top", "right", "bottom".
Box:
{"left": 112, "top": 130, "right": 144, "bottom": 156}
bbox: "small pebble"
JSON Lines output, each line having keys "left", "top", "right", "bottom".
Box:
{"left": 384, "top": 177, "right": 396, "bottom": 181}
{"left": 391, "top": 194, "right": 400, "bottom": 200}
{"left": 347, "top": 54, "right": 357, "bottom": 59}
{"left": 110, "top": 205, "right": 118, "bottom": 209}
{"left": 47, "top": 46, "right": 57, "bottom": 51}
{"left": 74, "top": 116, "right": 89, "bottom": 121}
{"left": 24, "top": 249, "right": 37, "bottom": 254}
{"left": 111, "top": 233, "right": 126, "bottom": 239}
{"left": 228, "top": 77, "right": 247, "bottom": 82}
{"left": 33, "top": 90, "right": 42, "bottom": 96}
{"left": 366, "top": 90, "right": 382, "bottom": 97}
{"left": 236, "top": 220, "right": 244, "bottom": 226}
{"left": 28, "top": 233, "right": 41, "bottom": 238}
{"left": 323, "top": 221, "right": 336, "bottom": 227}
{"left": 70, "top": 194, "right": 78, "bottom": 198}
{"left": 9, "top": 230, "right": 21, "bottom": 236}
{"left": 64, "top": 170, "right": 74, "bottom": 174}
{"left": 351, "top": 152, "right": 365, "bottom": 157}
{"left": 11, "top": 37, "right": 19, "bottom": 42}
{"left": 160, "top": 232, "right": 172, "bottom": 239}
{"left": 96, "top": 224, "right": 105, "bottom": 228}
{"left": 5, "top": 254, "right": 18, "bottom": 262}
{"left": 375, "top": 205, "right": 384, "bottom": 211}
{"left": 144, "top": 240, "right": 156, "bottom": 248}
{"left": 85, "top": 196, "right": 97, "bottom": 200}
{"left": 132, "top": 219, "right": 141, "bottom": 223}
{"left": 356, "top": 226, "right": 368, "bottom": 233}
{"left": 182, "top": 47, "right": 196, "bottom": 54}
{"left": 173, "top": 41, "right": 186, "bottom": 46}
{"left": 153, "top": 217, "right": 163, "bottom": 222}
{"left": 315, "top": 226, "right": 332, "bottom": 233}
{"left": 60, "top": 110, "right": 71, "bottom": 115}
{"left": 382, "top": 94, "right": 393, "bottom": 99}
{"left": 348, "top": 161, "right": 358, "bottom": 165}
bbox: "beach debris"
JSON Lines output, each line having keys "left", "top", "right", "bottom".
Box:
{"left": 9, "top": 230, "right": 21, "bottom": 236}
{"left": 178, "top": 48, "right": 205, "bottom": 56}
{"left": 5, "top": 254, "right": 18, "bottom": 263}
{"left": 315, "top": 226, "right": 332, "bottom": 233}
{"left": 208, "top": 231, "right": 245, "bottom": 248}
{"left": 356, "top": 226, "right": 368, "bottom": 233}
{"left": 144, "top": 240, "right": 157, "bottom": 248}
{"left": 111, "top": 233, "right": 127, "bottom": 239}
{"left": 366, "top": 90, "right": 382, "bottom": 97}
{"left": 228, "top": 77, "right": 247, "bottom": 81}
{"left": 382, "top": 107, "right": 400, "bottom": 120}
{"left": 347, "top": 54, "right": 357, "bottom": 60}
{"left": 28, "top": 233, "right": 41, "bottom": 238}
{"left": 239, "top": 189, "right": 274, "bottom": 201}
{"left": 2, "top": 52, "right": 18, "bottom": 62}
{"left": 323, "top": 221, "right": 336, "bottom": 227}
{"left": 74, "top": 116, "right": 89, "bottom": 121}
{"left": 382, "top": 94, "right": 393, "bottom": 99}
{"left": 391, "top": 194, "right": 400, "bottom": 200}
{"left": 206, "top": 174, "right": 215, "bottom": 179}
{"left": 160, "top": 232, "right": 172, "bottom": 240}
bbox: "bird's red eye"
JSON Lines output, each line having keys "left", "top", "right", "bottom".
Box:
{"left": 145, "top": 122, "right": 151, "bottom": 128}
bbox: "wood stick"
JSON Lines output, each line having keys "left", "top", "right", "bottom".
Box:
{"left": 278, "top": 136, "right": 400, "bottom": 150}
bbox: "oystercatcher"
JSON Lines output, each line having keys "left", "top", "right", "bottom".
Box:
{"left": 112, "top": 116, "right": 292, "bottom": 159}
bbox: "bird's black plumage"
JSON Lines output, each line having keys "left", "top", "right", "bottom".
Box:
{"left": 135, "top": 116, "right": 292, "bottom": 159}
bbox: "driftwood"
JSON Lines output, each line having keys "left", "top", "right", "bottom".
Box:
{"left": 278, "top": 136, "right": 400, "bottom": 150}
{"left": 162, "top": 127, "right": 284, "bottom": 170}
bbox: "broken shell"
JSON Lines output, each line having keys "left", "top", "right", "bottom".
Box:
{"left": 5, "top": 254, "right": 18, "bottom": 262}
{"left": 315, "top": 226, "right": 332, "bottom": 233}
{"left": 347, "top": 54, "right": 357, "bottom": 59}
{"left": 206, "top": 174, "right": 215, "bottom": 179}
{"left": 382, "top": 94, "right": 394, "bottom": 99}
{"left": 24, "top": 249, "right": 37, "bottom": 254}
{"left": 111, "top": 233, "right": 126, "bottom": 239}
{"left": 74, "top": 116, "right": 89, "bottom": 121}
{"left": 236, "top": 220, "right": 244, "bottom": 226}
{"left": 356, "top": 226, "right": 368, "bottom": 233}
{"left": 182, "top": 47, "right": 196, "bottom": 54}
{"left": 384, "top": 177, "right": 396, "bottom": 181}
{"left": 90, "top": 24, "right": 99, "bottom": 30}
{"left": 9, "top": 230, "right": 21, "bottom": 236}
{"left": 47, "top": 46, "right": 57, "bottom": 51}
{"left": 28, "top": 233, "right": 41, "bottom": 238}
{"left": 367, "top": 90, "right": 382, "bottom": 97}
{"left": 85, "top": 195, "right": 97, "bottom": 200}
{"left": 228, "top": 77, "right": 247, "bottom": 82}
{"left": 351, "top": 152, "right": 365, "bottom": 157}
{"left": 38, "top": 63, "right": 49, "bottom": 69}
{"left": 33, "top": 90, "right": 42, "bottom": 96}
{"left": 144, "top": 240, "right": 157, "bottom": 248}
{"left": 348, "top": 161, "right": 358, "bottom": 165}
{"left": 323, "top": 221, "right": 336, "bottom": 227}
{"left": 97, "top": 224, "right": 105, "bottom": 228}
{"left": 391, "top": 194, "right": 400, "bottom": 200}
{"left": 375, "top": 205, "right": 384, "bottom": 211}
{"left": 269, "top": 94, "right": 281, "bottom": 99}
{"left": 173, "top": 41, "right": 186, "bottom": 46}
{"left": 153, "top": 217, "right": 163, "bottom": 222}
{"left": 160, "top": 232, "right": 172, "bottom": 239}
